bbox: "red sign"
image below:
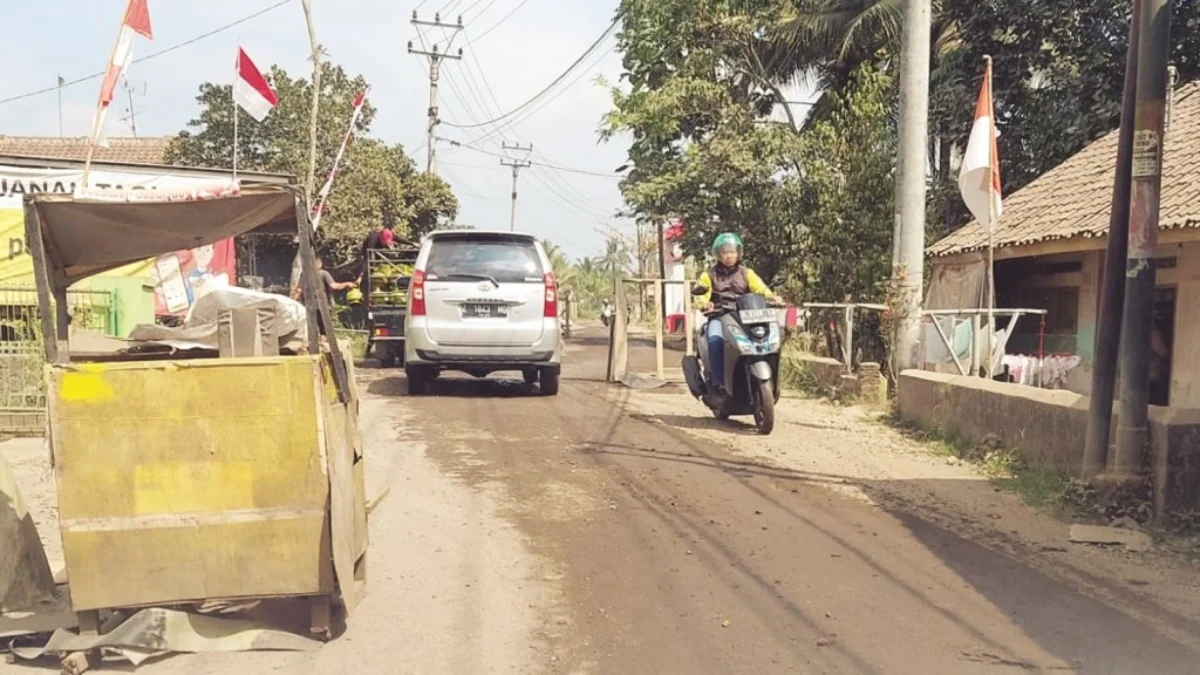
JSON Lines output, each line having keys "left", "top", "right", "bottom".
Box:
{"left": 152, "top": 239, "right": 237, "bottom": 316}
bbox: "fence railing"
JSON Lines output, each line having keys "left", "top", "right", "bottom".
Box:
{"left": 0, "top": 286, "right": 116, "bottom": 435}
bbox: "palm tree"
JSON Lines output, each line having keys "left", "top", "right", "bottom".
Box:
{"left": 757, "top": 0, "right": 959, "bottom": 121}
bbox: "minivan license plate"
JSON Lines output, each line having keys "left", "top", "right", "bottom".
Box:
{"left": 464, "top": 303, "right": 508, "bottom": 318}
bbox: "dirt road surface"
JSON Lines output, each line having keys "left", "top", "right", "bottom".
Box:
{"left": 6, "top": 326, "right": 1200, "bottom": 674}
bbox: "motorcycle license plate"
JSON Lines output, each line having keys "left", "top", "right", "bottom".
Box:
{"left": 739, "top": 308, "right": 777, "bottom": 324}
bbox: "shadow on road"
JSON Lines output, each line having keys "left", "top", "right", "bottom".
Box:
{"left": 591, "top": 412, "right": 1200, "bottom": 673}
{"left": 365, "top": 373, "right": 545, "bottom": 399}
{"left": 629, "top": 412, "right": 843, "bottom": 434}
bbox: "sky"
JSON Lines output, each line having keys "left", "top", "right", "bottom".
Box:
{"left": 0, "top": 0, "right": 812, "bottom": 261}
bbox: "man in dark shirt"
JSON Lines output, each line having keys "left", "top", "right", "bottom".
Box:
{"left": 294, "top": 257, "right": 356, "bottom": 303}
{"left": 355, "top": 224, "right": 396, "bottom": 299}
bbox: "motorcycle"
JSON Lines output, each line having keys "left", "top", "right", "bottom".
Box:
{"left": 600, "top": 305, "right": 614, "bottom": 328}
{"left": 681, "top": 288, "right": 783, "bottom": 435}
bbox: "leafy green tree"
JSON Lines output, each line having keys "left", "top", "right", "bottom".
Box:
{"left": 165, "top": 60, "right": 458, "bottom": 266}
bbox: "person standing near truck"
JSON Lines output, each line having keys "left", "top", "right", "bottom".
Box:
{"left": 355, "top": 223, "right": 396, "bottom": 294}
{"left": 292, "top": 256, "right": 357, "bottom": 304}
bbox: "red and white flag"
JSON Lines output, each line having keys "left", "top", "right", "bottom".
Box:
{"left": 89, "top": 0, "right": 153, "bottom": 151}
{"left": 959, "top": 62, "right": 1003, "bottom": 231}
{"left": 312, "top": 90, "right": 370, "bottom": 230}
{"left": 234, "top": 47, "right": 278, "bottom": 122}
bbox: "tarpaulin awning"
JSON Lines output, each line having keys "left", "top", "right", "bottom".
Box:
{"left": 26, "top": 184, "right": 301, "bottom": 290}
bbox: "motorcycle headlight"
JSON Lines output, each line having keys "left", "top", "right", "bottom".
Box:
{"left": 750, "top": 325, "right": 767, "bottom": 338}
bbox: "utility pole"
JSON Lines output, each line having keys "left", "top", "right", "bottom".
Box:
{"left": 1112, "top": 0, "right": 1173, "bottom": 481}
{"left": 120, "top": 80, "right": 141, "bottom": 137}
{"left": 657, "top": 222, "right": 667, "bottom": 321}
{"left": 891, "top": 0, "right": 932, "bottom": 373}
{"left": 409, "top": 11, "right": 463, "bottom": 175}
{"left": 500, "top": 141, "right": 532, "bottom": 231}
{"left": 1083, "top": 0, "right": 1142, "bottom": 480}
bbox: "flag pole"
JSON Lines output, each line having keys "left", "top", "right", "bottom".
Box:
{"left": 57, "top": 76, "right": 64, "bottom": 138}
{"left": 83, "top": 0, "right": 134, "bottom": 188}
{"left": 233, "top": 48, "right": 240, "bottom": 181}
{"left": 985, "top": 54, "right": 997, "bottom": 377}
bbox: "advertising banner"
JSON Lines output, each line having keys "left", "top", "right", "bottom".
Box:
{"left": 0, "top": 164, "right": 236, "bottom": 315}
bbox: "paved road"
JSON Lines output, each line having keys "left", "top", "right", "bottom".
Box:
{"left": 375, "top": 329, "right": 1200, "bottom": 674}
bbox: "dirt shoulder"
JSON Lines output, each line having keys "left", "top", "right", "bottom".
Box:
{"left": 623, "top": 385, "right": 1200, "bottom": 651}
{"left": 2, "top": 384, "right": 561, "bottom": 675}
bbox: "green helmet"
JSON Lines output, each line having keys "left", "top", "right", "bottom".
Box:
{"left": 711, "top": 232, "right": 743, "bottom": 257}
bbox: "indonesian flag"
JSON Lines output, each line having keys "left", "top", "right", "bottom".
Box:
{"left": 311, "top": 90, "right": 370, "bottom": 230}
{"left": 90, "top": 0, "right": 152, "bottom": 150}
{"left": 959, "top": 64, "right": 1003, "bottom": 231}
{"left": 234, "top": 48, "right": 278, "bottom": 122}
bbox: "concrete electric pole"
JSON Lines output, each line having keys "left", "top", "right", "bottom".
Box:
{"left": 891, "top": 0, "right": 933, "bottom": 373}
{"left": 409, "top": 12, "right": 463, "bottom": 175}
{"left": 500, "top": 142, "right": 533, "bottom": 231}
{"left": 1112, "top": 0, "right": 1173, "bottom": 481}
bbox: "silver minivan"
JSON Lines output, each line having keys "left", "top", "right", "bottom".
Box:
{"left": 403, "top": 230, "right": 563, "bottom": 395}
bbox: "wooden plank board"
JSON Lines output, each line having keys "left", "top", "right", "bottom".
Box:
{"left": 49, "top": 357, "right": 332, "bottom": 611}
{"left": 319, "top": 358, "right": 367, "bottom": 614}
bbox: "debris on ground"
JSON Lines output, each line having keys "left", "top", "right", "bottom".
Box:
{"left": 1069, "top": 524, "right": 1154, "bottom": 552}
{"left": 10, "top": 607, "right": 321, "bottom": 668}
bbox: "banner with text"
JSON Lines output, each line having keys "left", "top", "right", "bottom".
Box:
{"left": 0, "top": 164, "right": 237, "bottom": 314}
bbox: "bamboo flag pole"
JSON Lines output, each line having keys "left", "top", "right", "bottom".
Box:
{"left": 985, "top": 55, "right": 998, "bottom": 377}
{"left": 291, "top": 0, "right": 323, "bottom": 294}
{"left": 233, "top": 47, "right": 240, "bottom": 181}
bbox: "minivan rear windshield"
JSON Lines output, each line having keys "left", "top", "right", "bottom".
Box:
{"left": 426, "top": 238, "right": 545, "bottom": 284}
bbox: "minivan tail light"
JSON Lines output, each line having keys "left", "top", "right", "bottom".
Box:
{"left": 411, "top": 269, "right": 427, "bottom": 316}
{"left": 543, "top": 272, "right": 558, "bottom": 318}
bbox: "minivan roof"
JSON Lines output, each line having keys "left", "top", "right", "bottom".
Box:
{"left": 426, "top": 229, "right": 538, "bottom": 241}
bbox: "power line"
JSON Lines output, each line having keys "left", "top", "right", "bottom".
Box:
{"left": 456, "top": 0, "right": 490, "bottom": 19}
{"left": 0, "top": 0, "right": 297, "bottom": 107}
{"left": 437, "top": 136, "right": 621, "bottom": 179}
{"left": 435, "top": 24, "right": 622, "bottom": 228}
{"left": 471, "top": 0, "right": 533, "bottom": 43}
{"left": 470, "top": 42, "right": 614, "bottom": 144}
{"left": 444, "top": 16, "right": 618, "bottom": 129}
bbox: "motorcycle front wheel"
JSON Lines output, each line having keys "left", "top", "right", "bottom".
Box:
{"left": 752, "top": 378, "right": 775, "bottom": 435}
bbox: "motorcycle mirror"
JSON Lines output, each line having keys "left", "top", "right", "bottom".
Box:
{"left": 690, "top": 285, "right": 708, "bottom": 296}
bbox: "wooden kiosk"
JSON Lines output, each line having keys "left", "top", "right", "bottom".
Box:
{"left": 22, "top": 183, "right": 367, "bottom": 639}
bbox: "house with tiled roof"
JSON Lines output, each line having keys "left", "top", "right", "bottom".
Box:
{"left": 925, "top": 81, "right": 1200, "bottom": 408}
{"left": 0, "top": 136, "right": 172, "bottom": 165}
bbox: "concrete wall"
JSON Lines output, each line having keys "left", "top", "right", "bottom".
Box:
{"left": 898, "top": 370, "right": 1200, "bottom": 516}
{"left": 898, "top": 369, "right": 1090, "bottom": 472}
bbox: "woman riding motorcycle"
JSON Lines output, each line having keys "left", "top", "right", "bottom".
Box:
{"left": 694, "top": 232, "right": 781, "bottom": 394}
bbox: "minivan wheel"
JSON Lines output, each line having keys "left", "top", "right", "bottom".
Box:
{"left": 406, "top": 366, "right": 432, "bottom": 395}
{"left": 539, "top": 367, "right": 561, "bottom": 396}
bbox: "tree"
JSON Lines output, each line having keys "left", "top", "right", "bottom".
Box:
{"left": 165, "top": 60, "right": 458, "bottom": 265}
{"left": 604, "top": 0, "right": 806, "bottom": 283}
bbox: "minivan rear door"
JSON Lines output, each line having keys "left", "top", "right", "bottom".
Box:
{"left": 421, "top": 233, "right": 547, "bottom": 345}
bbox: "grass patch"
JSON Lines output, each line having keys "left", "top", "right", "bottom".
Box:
{"left": 994, "top": 469, "right": 1069, "bottom": 507}
{"left": 335, "top": 328, "right": 368, "bottom": 360}
{"left": 884, "top": 411, "right": 1072, "bottom": 510}
{"left": 780, "top": 352, "right": 822, "bottom": 395}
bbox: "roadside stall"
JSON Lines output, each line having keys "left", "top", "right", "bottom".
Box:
{"left": 21, "top": 183, "right": 367, "bottom": 640}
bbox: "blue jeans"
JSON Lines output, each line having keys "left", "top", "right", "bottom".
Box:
{"left": 706, "top": 318, "right": 725, "bottom": 388}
